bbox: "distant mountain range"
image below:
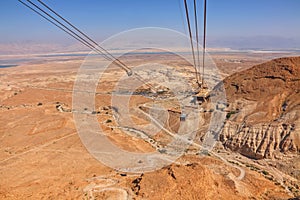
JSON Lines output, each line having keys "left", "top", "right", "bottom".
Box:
{"left": 208, "top": 36, "right": 300, "bottom": 50}
{"left": 1, "top": 35, "right": 300, "bottom": 55}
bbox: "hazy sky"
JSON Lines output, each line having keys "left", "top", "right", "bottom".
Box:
{"left": 1, "top": 0, "right": 300, "bottom": 48}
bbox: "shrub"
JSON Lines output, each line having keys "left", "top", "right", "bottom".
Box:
{"left": 262, "top": 170, "right": 269, "bottom": 175}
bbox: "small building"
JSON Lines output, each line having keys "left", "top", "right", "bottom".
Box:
{"left": 180, "top": 113, "right": 187, "bottom": 121}
{"left": 192, "top": 89, "right": 210, "bottom": 104}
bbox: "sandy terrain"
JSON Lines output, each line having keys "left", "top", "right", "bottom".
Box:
{"left": 0, "top": 51, "right": 298, "bottom": 199}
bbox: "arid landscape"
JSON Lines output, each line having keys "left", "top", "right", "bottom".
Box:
{"left": 0, "top": 50, "right": 299, "bottom": 199}
{"left": 1, "top": 0, "right": 300, "bottom": 199}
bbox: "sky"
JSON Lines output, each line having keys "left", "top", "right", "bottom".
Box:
{"left": 1, "top": 0, "right": 300, "bottom": 49}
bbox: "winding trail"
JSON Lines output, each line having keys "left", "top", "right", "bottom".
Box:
{"left": 0, "top": 132, "right": 76, "bottom": 165}
{"left": 112, "top": 101, "right": 246, "bottom": 181}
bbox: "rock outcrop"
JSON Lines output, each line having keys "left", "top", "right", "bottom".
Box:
{"left": 221, "top": 122, "right": 298, "bottom": 159}
{"left": 217, "top": 56, "right": 300, "bottom": 159}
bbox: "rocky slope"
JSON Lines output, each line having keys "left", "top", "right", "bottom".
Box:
{"left": 132, "top": 156, "right": 291, "bottom": 200}
{"left": 218, "top": 56, "right": 300, "bottom": 159}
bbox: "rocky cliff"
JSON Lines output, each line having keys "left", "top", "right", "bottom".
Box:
{"left": 218, "top": 56, "right": 300, "bottom": 159}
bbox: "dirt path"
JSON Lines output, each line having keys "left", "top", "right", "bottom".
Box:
{"left": 0, "top": 132, "right": 76, "bottom": 165}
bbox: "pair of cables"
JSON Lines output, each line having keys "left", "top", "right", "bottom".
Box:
{"left": 18, "top": 0, "right": 156, "bottom": 91}
{"left": 183, "top": 0, "right": 207, "bottom": 87}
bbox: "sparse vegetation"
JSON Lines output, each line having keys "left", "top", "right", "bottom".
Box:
{"left": 226, "top": 110, "right": 238, "bottom": 119}
{"left": 228, "top": 160, "right": 240, "bottom": 166}
{"left": 158, "top": 149, "right": 167, "bottom": 154}
{"left": 245, "top": 164, "right": 260, "bottom": 171}
{"left": 262, "top": 170, "right": 269, "bottom": 175}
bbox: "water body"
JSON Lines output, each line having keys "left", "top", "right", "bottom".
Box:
{"left": 0, "top": 64, "right": 18, "bottom": 68}
{"left": 38, "top": 52, "right": 176, "bottom": 57}
{"left": 39, "top": 53, "right": 88, "bottom": 57}
{"left": 0, "top": 58, "right": 33, "bottom": 63}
